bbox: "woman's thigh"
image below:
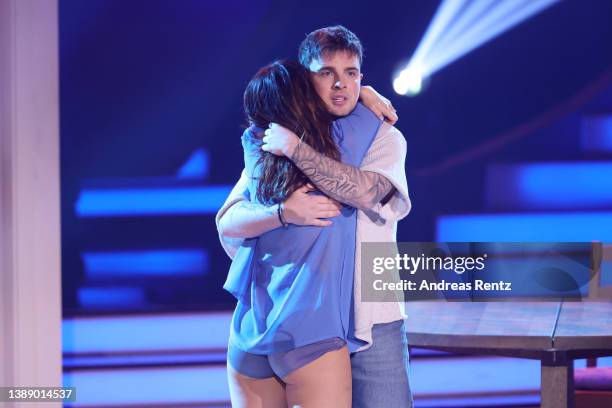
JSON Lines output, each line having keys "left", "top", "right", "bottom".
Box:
{"left": 227, "top": 363, "right": 287, "bottom": 408}
{"left": 282, "top": 346, "right": 352, "bottom": 408}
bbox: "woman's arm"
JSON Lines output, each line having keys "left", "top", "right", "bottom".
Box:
{"left": 360, "top": 85, "right": 398, "bottom": 125}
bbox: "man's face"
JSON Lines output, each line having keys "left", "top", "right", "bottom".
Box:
{"left": 308, "top": 51, "right": 362, "bottom": 117}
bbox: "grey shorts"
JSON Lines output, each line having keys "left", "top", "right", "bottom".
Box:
{"left": 227, "top": 337, "right": 346, "bottom": 379}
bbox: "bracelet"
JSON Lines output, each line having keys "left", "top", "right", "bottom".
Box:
{"left": 277, "top": 203, "right": 288, "bottom": 227}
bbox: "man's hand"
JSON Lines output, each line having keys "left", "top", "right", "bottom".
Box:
{"left": 283, "top": 183, "right": 342, "bottom": 227}
{"left": 262, "top": 123, "right": 300, "bottom": 157}
{"left": 360, "top": 85, "right": 398, "bottom": 125}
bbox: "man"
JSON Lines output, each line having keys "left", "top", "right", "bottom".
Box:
{"left": 218, "top": 25, "right": 413, "bottom": 407}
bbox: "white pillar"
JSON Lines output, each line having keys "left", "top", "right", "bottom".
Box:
{"left": 0, "top": 0, "right": 61, "bottom": 405}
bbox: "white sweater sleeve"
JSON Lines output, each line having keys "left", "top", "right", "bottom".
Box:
{"left": 360, "top": 122, "right": 411, "bottom": 221}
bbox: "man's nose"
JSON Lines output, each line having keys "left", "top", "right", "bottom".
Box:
{"left": 333, "top": 80, "right": 347, "bottom": 89}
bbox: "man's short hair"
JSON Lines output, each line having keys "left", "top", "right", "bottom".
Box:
{"left": 298, "top": 25, "right": 364, "bottom": 69}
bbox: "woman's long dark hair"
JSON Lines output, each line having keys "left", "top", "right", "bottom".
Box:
{"left": 243, "top": 60, "right": 340, "bottom": 205}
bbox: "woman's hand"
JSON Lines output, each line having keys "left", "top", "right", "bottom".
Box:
{"left": 261, "top": 123, "right": 300, "bottom": 157}
{"left": 360, "top": 85, "right": 398, "bottom": 125}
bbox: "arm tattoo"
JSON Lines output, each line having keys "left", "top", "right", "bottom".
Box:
{"left": 290, "top": 141, "right": 395, "bottom": 210}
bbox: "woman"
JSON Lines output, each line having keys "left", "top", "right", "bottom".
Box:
{"left": 224, "top": 60, "right": 382, "bottom": 407}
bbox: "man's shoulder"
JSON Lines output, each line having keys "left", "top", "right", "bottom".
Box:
{"left": 374, "top": 122, "right": 406, "bottom": 148}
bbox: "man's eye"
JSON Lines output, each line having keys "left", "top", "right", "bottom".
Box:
{"left": 348, "top": 71, "right": 358, "bottom": 77}
{"left": 319, "top": 70, "right": 331, "bottom": 77}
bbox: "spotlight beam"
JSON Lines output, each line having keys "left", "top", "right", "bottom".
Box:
{"left": 394, "top": 0, "right": 561, "bottom": 95}
{"left": 409, "top": 0, "right": 468, "bottom": 73}
{"left": 427, "top": 0, "right": 497, "bottom": 61}
{"left": 429, "top": 0, "right": 558, "bottom": 75}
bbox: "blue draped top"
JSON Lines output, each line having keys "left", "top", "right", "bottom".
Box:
{"left": 224, "top": 103, "right": 381, "bottom": 354}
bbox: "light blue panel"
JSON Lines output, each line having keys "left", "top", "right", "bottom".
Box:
{"left": 62, "top": 312, "right": 231, "bottom": 354}
{"left": 78, "top": 287, "right": 146, "bottom": 308}
{"left": 177, "top": 148, "right": 209, "bottom": 179}
{"left": 410, "top": 355, "right": 539, "bottom": 397}
{"left": 415, "top": 394, "right": 539, "bottom": 408}
{"left": 63, "top": 351, "right": 227, "bottom": 369}
{"left": 574, "top": 357, "right": 612, "bottom": 368}
{"left": 487, "top": 162, "right": 612, "bottom": 209}
{"left": 75, "top": 185, "right": 233, "bottom": 217}
{"left": 595, "top": 356, "right": 612, "bottom": 367}
{"left": 60, "top": 316, "right": 559, "bottom": 406}
{"left": 63, "top": 366, "right": 229, "bottom": 406}
{"left": 437, "top": 212, "right": 612, "bottom": 242}
{"left": 61, "top": 355, "right": 541, "bottom": 406}
{"left": 582, "top": 115, "right": 612, "bottom": 152}
{"left": 82, "top": 249, "right": 208, "bottom": 278}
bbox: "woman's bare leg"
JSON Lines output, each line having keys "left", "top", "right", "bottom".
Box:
{"left": 227, "top": 364, "right": 287, "bottom": 408}
{"left": 283, "top": 346, "right": 351, "bottom": 408}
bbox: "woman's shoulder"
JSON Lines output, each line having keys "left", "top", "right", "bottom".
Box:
{"left": 241, "top": 125, "right": 264, "bottom": 145}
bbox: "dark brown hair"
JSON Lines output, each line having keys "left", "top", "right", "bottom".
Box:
{"left": 243, "top": 60, "right": 339, "bottom": 205}
{"left": 298, "top": 25, "right": 364, "bottom": 68}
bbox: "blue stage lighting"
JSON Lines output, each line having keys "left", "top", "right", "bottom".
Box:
{"left": 487, "top": 162, "right": 612, "bottom": 209}
{"left": 63, "top": 366, "right": 229, "bottom": 406}
{"left": 62, "top": 313, "right": 232, "bottom": 353}
{"left": 394, "top": 0, "right": 560, "bottom": 95}
{"left": 78, "top": 287, "right": 146, "bottom": 308}
{"left": 177, "top": 148, "right": 209, "bottom": 179}
{"left": 75, "top": 185, "right": 233, "bottom": 217}
{"left": 429, "top": 0, "right": 559, "bottom": 75}
{"left": 437, "top": 212, "right": 612, "bottom": 242}
{"left": 82, "top": 249, "right": 208, "bottom": 279}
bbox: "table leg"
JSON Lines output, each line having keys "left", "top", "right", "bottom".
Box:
{"left": 541, "top": 359, "right": 574, "bottom": 408}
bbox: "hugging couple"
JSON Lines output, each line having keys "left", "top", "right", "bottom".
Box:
{"left": 216, "top": 25, "right": 413, "bottom": 408}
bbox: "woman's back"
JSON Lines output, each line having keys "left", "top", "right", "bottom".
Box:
{"left": 227, "top": 103, "right": 381, "bottom": 354}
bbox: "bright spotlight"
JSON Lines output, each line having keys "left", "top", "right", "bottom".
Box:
{"left": 393, "top": 68, "right": 423, "bottom": 96}
{"left": 393, "top": 0, "right": 560, "bottom": 96}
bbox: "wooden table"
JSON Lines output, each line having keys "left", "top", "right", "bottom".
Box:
{"left": 404, "top": 301, "right": 612, "bottom": 408}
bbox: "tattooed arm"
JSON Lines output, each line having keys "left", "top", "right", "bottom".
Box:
{"left": 262, "top": 122, "right": 410, "bottom": 221}
{"left": 288, "top": 141, "right": 395, "bottom": 211}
